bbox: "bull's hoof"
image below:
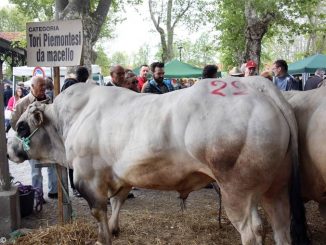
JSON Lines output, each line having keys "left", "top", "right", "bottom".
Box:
{"left": 111, "top": 227, "right": 120, "bottom": 236}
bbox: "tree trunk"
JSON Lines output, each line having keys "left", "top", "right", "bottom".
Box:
{"left": 149, "top": 0, "right": 191, "bottom": 63}
{"left": 305, "top": 35, "right": 312, "bottom": 56}
{"left": 149, "top": 0, "right": 168, "bottom": 62}
{"left": 56, "top": 0, "right": 111, "bottom": 71}
{"left": 0, "top": 60, "right": 3, "bottom": 81}
{"left": 243, "top": 1, "right": 275, "bottom": 71}
{"left": 317, "top": 34, "right": 326, "bottom": 54}
{"left": 166, "top": 0, "right": 174, "bottom": 61}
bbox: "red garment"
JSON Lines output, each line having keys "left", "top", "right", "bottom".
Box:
{"left": 137, "top": 76, "right": 147, "bottom": 91}
{"left": 7, "top": 96, "right": 17, "bottom": 111}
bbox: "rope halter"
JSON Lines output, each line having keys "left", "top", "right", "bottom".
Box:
{"left": 15, "top": 127, "right": 40, "bottom": 152}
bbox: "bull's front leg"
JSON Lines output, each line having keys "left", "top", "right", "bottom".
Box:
{"left": 75, "top": 175, "right": 111, "bottom": 244}
{"left": 109, "top": 187, "right": 132, "bottom": 235}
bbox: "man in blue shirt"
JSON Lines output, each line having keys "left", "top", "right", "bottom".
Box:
{"left": 272, "top": 59, "right": 301, "bottom": 91}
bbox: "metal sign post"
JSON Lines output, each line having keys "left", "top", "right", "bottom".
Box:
{"left": 0, "top": 84, "right": 10, "bottom": 191}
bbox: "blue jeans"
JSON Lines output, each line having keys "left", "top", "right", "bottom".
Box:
{"left": 29, "top": 160, "right": 58, "bottom": 195}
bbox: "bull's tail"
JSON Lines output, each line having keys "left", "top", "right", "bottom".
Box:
{"left": 246, "top": 78, "right": 310, "bottom": 244}
{"left": 289, "top": 150, "right": 310, "bottom": 244}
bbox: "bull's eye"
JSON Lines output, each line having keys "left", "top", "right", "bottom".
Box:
{"left": 16, "top": 121, "right": 31, "bottom": 138}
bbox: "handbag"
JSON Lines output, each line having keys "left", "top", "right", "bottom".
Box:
{"left": 4, "top": 108, "right": 12, "bottom": 120}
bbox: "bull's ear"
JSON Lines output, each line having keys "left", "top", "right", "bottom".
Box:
{"left": 32, "top": 110, "right": 44, "bottom": 126}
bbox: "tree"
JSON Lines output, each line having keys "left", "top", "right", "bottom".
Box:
{"left": 9, "top": 0, "right": 54, "bottom": 20}
{"left": 108, "top": 51, "right": 130, "bottom": 67}
{"left": 212, "top": 0, "right": 325, "bottom": 70}
{"left": 132, "top": 45, "right": 150, "bottom": 68}
{"left": 0, "top": 7, "right": 31, "bottom": 79}
{"left": 0, "top": 8, "right": 31, "bottom": 32}
{"left": 175, "top": 33, "right": 218, "bottom": 67}
{"left": 294, "top": 0, "right": 326, "bottom": 55}
{"left": 95, "top": 45, "right": 110, "bottom": 76}
{"left": 54, "top": 0, "right": 112, "bottom": 68}
{"left": 9, "top": 0, "right": 140, "bottom": 70}
{"left": 243, "top": 1, "right": 276, "bottom": 69}
{"left": 212, "top": 0, "right": 246, "bottom": 69}
{"left": 148, "top": 0, "right": 210, "bottom": 63}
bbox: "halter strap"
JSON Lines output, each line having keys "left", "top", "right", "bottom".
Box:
{"left": 15, "top": 127, "right": 40, "bottom": 152}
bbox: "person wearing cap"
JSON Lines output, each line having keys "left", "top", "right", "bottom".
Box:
{"left": 229, "top": 67, "right": 244, "bottom": 77}
{"left": 244, "top": 60, "right": 257, "bottom": 77}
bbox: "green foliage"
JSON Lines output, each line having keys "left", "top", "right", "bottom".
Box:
{"left": 210, "top": 0, "right": 246, "bottom": 69}
{"left": 7, "top": 0, "right": 142, "bottom": 41}
{"left": 9, "top": 0, "right": 54, "bottom": 21}
{"left": 132, "top": 45, "right": 150, "bottom": 67}
{"left": 210, "top": 0, "right": 325, "bottom": 68}
{"left": 95, "top": 45, "right": 110, "bottom": 76}
{"left": 175, "top": 33, "right": 218, "bottom": 67}
{"left": 0, "top": 6, "right": 29, "bottom": 69}
{"left": 0, "top": 7, "right": 31, "bottom": 32}
{"left": 108, "top": 51, "right": 130, "bottom": 67}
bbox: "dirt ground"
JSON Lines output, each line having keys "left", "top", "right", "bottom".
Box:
{"left": 8, "top": 188, "right": 326, "bottom": 244}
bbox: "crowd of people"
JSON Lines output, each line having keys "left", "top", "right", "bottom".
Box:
{"left": 3, "top": 59, "right": 325, "bottom": 206}
{"left": 228, "top": 59, "right": 325, "bottom": 91}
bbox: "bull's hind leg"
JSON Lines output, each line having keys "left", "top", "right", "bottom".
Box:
{"left": 76, "top": 178, "right": 111, "bottom": 245}
{"left": 108, "top": 187, "right": 132, "bottom": 235}
{"left": 222, "top": 190, "right": 263, "bottom": 245}
{"left": 262, "top": 188, "right": 291, "bottom": 245}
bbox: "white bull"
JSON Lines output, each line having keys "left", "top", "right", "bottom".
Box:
{"left": 7, "top": 77, "right": 309, "bottom": 245}
{"left": 284, "top": 88, "right": 326, "bottom": 218}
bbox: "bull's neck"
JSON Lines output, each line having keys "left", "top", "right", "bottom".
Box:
{"left": 43, "top": 105, "right": 67, "bottom": 165}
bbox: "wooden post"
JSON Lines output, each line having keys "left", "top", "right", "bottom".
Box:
{"left": 0, "top": 82, "right": 10, "bottom": 191}
{"left": 53, "top": 67, "right": 72, "bottom": 224}
{"left": 0, "top": 80, "right": 20, "bottom": 236}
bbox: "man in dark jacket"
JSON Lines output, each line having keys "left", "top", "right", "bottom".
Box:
{"left": 106, "top": 65, "right": 125, "bottom": 87}
{"left": 272, "top": 59, "right": 301, "bottom": 91}
{"left": 3, "top": 84, "right": 12, "bottom": 107}
{"left": 304, "top": 69, "right": 325, "bottom": 90}
{"left": 141, "top": 62, "right": 173, "bottom": 94}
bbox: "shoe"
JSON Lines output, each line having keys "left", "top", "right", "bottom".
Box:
{"left": 73, "top": 189, "right": 82, "bottom": 198}
{"left": 48, "top": 193, "right": 58, "bottom": 199}
{"left": 127, "top": 192, "right": 135, "bottom": 199}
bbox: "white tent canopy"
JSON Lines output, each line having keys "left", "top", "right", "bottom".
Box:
{"left": 13, "top": 65, "right": 101, "bottom": 77}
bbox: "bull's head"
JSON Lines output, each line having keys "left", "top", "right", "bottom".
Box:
{"left": 7, "top": 101, "right": 61, "bottom": 164}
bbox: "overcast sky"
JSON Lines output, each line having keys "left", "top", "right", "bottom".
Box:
{"left": 103, "top": 1, "right": 160, "bottom": 58}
